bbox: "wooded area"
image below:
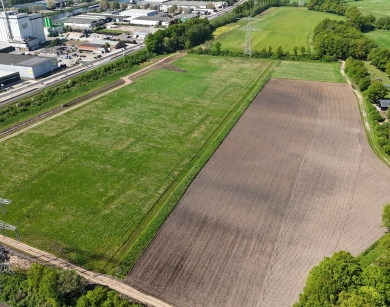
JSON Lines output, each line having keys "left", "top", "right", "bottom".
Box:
{"left": 0, "top": 264, "right": 142, "bottom": 307}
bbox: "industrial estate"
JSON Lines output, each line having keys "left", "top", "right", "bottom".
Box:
{"left": 1, "top": 0, "right": 390, "bottom": 306}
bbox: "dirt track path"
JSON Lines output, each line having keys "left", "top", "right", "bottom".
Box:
{"left": 340, "top": 60, "right": 390, "bottom": 166}
{"left": 0, "top": 236, "right": 173, "bottom": 307}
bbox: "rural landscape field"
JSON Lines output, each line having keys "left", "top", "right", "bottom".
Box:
{"left": 214, "top": 7, "right": 344, "bottom": 54}
{"left": 347, "top": 0, "right": 390, "bottom": 18}
{"left": 127, "top": 78, "right": 390, "bottom": 307}
{"left": 365, "top": 30, "right": 390, "bottom": 49}
{"left": 2, "top": 0, "right": 390, "bottom": 306}
{"left": 0, "top": 56, "right": 272, "bottom": 272}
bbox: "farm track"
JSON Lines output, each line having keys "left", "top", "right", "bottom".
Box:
{"left": 126, "top": 79, "right": 390, "bottom": 307}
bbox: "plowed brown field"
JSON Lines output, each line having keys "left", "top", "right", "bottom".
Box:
{"left": 126, "top": 79, "right": 390, "bottom": 307}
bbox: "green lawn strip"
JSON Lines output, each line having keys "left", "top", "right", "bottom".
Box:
{"left": 272, "top": 60, "right": 346, "bottom": 83}
{"left": 0, "top": 60, "right": 155, "bottom": 131}
{"left": 358, "top": 240, "right": 387, "bottom": 269}
{"left": 113, "top": 59, "right": 276, "bottom": 278}
{"left": 96, "top": 29, "right": 124, "bottom": 35}
{"left": 215, "top": 7, "right": 344, "bottom": 54}
{"left": 346, "top": 0, "right": 390, "bottom": 18}
{"left": 364, "top": 30, "right": 390, "bottom": 49}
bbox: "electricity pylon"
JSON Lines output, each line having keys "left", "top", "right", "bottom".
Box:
{"left": 244, "top": 16, "right": 252, "bottom": 57}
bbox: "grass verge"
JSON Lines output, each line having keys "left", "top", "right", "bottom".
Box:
{"left": 272, "top": 60, "right": 346, "bottom": 83}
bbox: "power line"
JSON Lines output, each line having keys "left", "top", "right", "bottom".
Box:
{"left": 244, "top": 16, "right": 252, "bottom": 57}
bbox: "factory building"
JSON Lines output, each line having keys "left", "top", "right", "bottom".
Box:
{"left": 120, "top": 9, "right": 158, "bottom": 18}
{"left": 124, "top": 15, "right": 173, "bottom": 26}
{"left": 0, "top": 54, "right": 58, "bottom": 79}
{"left": 0, "top": 11, "right": 45, "bottom": 50}
{"left": 64, "top": 15, "right": 107, "bottom": 29}
{"left": 160, "top": 1, "right": 227, "bottom": 12}
{"left": 86, "top": 13, "right": 126, "bottom": 23}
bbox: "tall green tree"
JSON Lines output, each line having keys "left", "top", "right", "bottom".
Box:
{"left": 366, "top": 82, "right": 387, "bottom": 103}
{"left": 294, "top": 251, "right": 362, "bottom": 307}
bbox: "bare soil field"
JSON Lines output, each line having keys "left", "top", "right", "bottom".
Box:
{"left": 126, "top": 79, "right": 390, "bottom": 307}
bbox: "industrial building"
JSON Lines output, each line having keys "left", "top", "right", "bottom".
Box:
{"left": 0, "top": 54, "right": 58, "bottom": 79}
{"left": 0, "top": 11, "right": 45, "bottom": 50}
{"left": 378, "top": 99, "right": 390, "bottom": 110}
{"left": 77, "top": 40, "right": 125, "bottom": 52}
{"left": 0, "top": 71, "right": 20, "bottom": 86}
{"left": 124, "top": 15, "right": 173, "bottom": 26}
{"left": 63, "top": 15, "right": 106, "bottom": 29}
{"left": 120, "top": 9, "right": 158, "bottom": 18}
{"left": 160, "top": 1, "right": 227, "bottom": 12}
{"left": 86, "top": 12, "right": 126, "bottom": 23}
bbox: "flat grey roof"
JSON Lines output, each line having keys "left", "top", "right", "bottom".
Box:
{"left": 89, "top": 39, "right": 122, "bottom": 46}
{"left": 86, "top": 13, "right": 124, "bottom": 19}
{"left": 163, "top": 1, "right": 207, "bottom": 6}
{"left": 133, "top": 15, "right": 172, "bottom": 21}
{"left": 0, "top": 54, "right": 54, "bottom": 67}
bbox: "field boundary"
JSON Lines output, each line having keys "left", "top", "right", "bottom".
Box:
{"left": 114, "top": 59, "right": 276, "bottom": 278}
{"left": 340, "top": 60, "right": 390, "bottom": 167}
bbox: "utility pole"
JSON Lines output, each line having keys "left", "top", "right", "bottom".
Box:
{"left": 243, "top": 16, "right": 252, "bottom": 57}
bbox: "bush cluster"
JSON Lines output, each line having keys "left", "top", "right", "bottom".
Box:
{"left": 0, "top": 263, "right": 142, "bottom": 307}
{"left": 306, "top": 0, "right": 348, "bottom": 15}
{"left": 189, "top": 44, "right": 321, "bottom": 61}
{"left": 313, "top": 19, "right": 376, "bottom": 60}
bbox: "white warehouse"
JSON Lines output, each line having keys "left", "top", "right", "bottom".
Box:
{"left": 0, "top": 11, "right": 45, "bottom": 50}
{"left": 0, "top": 54, "right": 58, "bottom": 79}
{"left": 120, "top": 9, "right": 158, "bottom": 17}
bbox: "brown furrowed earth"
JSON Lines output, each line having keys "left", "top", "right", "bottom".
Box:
{"left": 126, "top": 79, "right": 390, "bottom": 307}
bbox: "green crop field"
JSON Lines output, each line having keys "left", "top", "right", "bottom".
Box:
{"left": 364, "top": 31, "right": 390, "bottom": 49}
{"left": 347, "top": 0, "right": 390, "bottom": 18}
{"left": 214, "top": 7, "right": 344, "bottom": 54}
{"left": 272, "top": 61, "right": 346, "bottom": 83}
{"left": 0, "top": 55, "right": 272, "bottom": 273}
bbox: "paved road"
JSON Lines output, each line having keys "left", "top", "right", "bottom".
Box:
{"left": 0, "top": 235, "right": 174, "bottom": 307}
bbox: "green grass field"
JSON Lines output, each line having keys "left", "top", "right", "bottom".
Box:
{"left": 347, "top": 0, "right": 390, "bottom": 18}
{"left": 364, "top": 30, "right": 390, "bottom": 49}
{"left": 272, "top": 61, "right": 346, "bottom": 83}
{"left": 364, "top": 61, "right": 390, "bottom": 97}
{"left": 0, "top": 55, "right": 272, "bottom": 273}
{"left": 214, "top": 7, "right": 344, "bottom": 54}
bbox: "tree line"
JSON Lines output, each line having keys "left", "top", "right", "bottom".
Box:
{"left": 0, "top": 263, "right": 142, "bottom": 307}
{"left": 295, "top": 205, "right": 390, "bottom": 307}
{"left": 144, "top": 0, "right": 293, "bottom": 55}
{"left": 306, "top": 0, "right": 348, "bottom": 15}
